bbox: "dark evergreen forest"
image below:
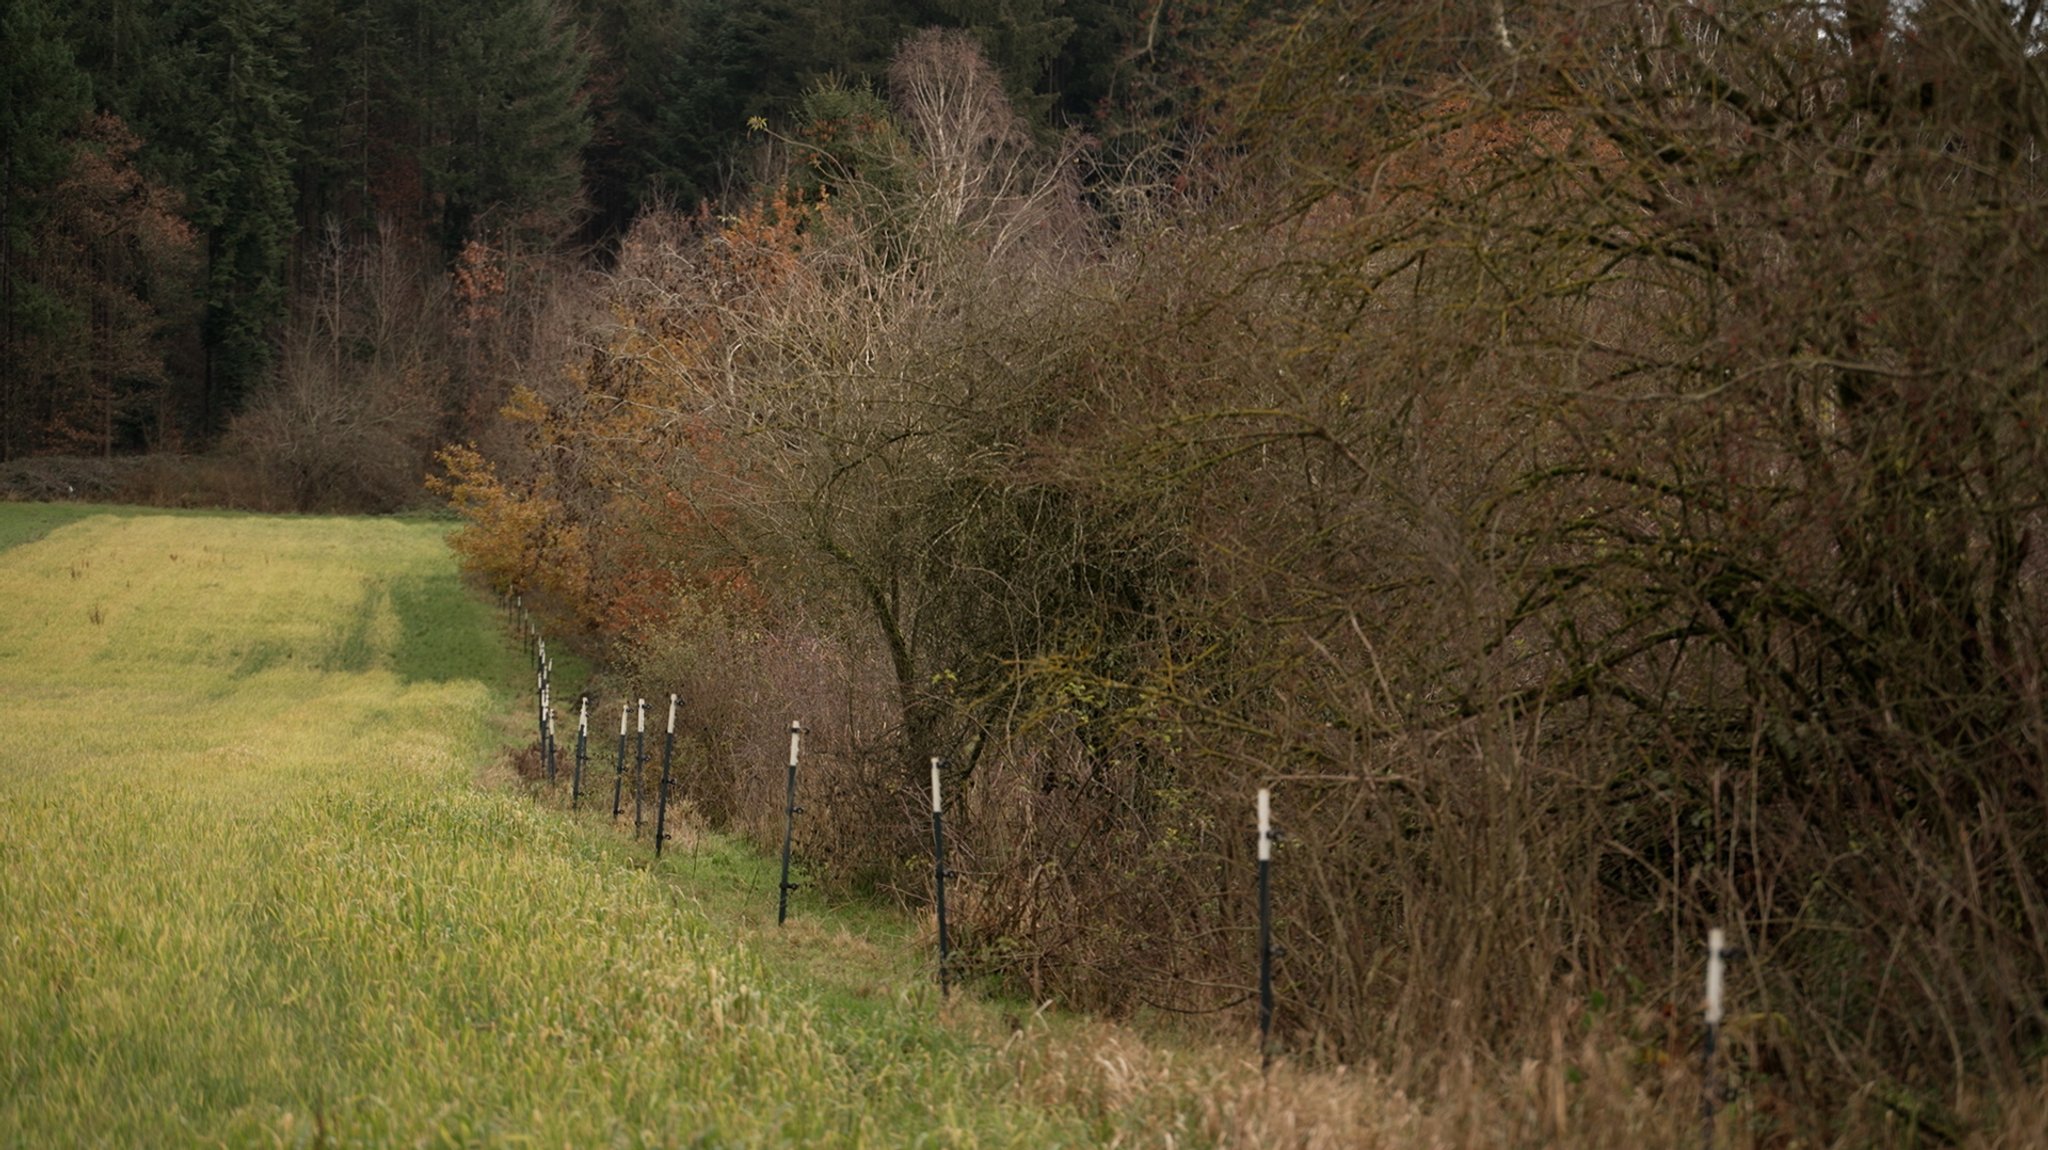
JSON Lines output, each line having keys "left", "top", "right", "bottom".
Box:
{"left": 0, "top": 0, "right": 1145, "bottom": 465}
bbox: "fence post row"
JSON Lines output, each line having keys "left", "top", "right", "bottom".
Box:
{"left": 612, "top": 702, "right": 628, "bottom": 819}
{"left": 932, "top": 757, "right": 951, "bottom": 998}
{"left": 572, "top": 694, "right": 589, "bottom": 808}
{"left": 777, "top": 720, "right": 802, "bottom": 925}
{"left": 501, "top": 585, "right": 1746, "bottom": 1068}
{"left": 654, "top": 694, "right": 678, "bottom": 856}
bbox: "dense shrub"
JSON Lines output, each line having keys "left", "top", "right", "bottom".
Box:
{"left": 448, "top": 10, "right": 2048, "bottom": 1137}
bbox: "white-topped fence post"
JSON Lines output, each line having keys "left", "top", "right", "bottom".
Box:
{"left": 932, "top": 757, "right": 951, "bottom": 998}
{"left": 611, "top": 702, "right": 628, "bottom": 819}
{"left": 777, "top": 721, "right": 803, "bottom": 925}
{"left": 654, "top": 694, "right": 679, "bottom": 856}
{"left": 544, "top": 701, "right": 557, "bottom": 783}
{"left": 1702, "top": 927, "right": 1729, "bottom": 1149}
{"left": 632, "top": 698, "right": 647, "bottom": 836}
{"left": 535, "top": 663, "right": 546, "bottom": 757}
{"left": 571, "top": 694, "right": 589, "bottom": 808}
{"left": 1257, "top": 787, "right": 1276, "bottom": 1067}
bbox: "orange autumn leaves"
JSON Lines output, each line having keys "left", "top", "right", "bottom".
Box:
{"left": 432, "top": 193, "right": 820, "bottom": 653}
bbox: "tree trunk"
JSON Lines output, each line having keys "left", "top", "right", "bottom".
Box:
{"left": 822, "top": 529, "right": 941, "bottom": 770}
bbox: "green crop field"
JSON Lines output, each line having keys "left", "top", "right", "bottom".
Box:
{"left": 0, "top": 506, "right": 1246, "bottom": 1148}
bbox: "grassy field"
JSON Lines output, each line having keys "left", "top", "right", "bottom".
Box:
{"left": 0, "top": 506, "right": 1244, "bottom": 1147}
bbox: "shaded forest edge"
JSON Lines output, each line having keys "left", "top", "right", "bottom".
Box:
{"left": 16, "top": 0, "right": 2048, "bottom": 1143}
{"left": 2, "top": 0, "right": 1146, "bottom": 499}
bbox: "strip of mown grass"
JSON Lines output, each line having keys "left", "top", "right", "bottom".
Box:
{"left": 0, "top": 502, "right": 98, "bottom": 554}
{"left": 0, "top": 507, "right": 1197, "bottom": 1148}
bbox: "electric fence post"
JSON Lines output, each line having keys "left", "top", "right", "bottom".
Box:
{"left": 633, "top": 699, "right": 646, "bottom": 836}
{"left": 1702, "top": 927, "right": 1728, "bottom": 1150}
{"left": 611, "top": 702, "right": 628, "bottom": 819}
{"left": 537, "top": 642, "right": 550, "bottom": 755}
{"left": 546, "top": 701, "right": 558, "bottom": 784}
{"left": 571, "top": 693, "right": 589, "bottom": 809}
{"left": 931, "top": 757, "right": 951, "bottom": 998}
{"left": 654, "top": 694, "right": 678, "bottom": 856}
{"left": 777, "top": 720, "right": 802, "bottom": 925}
{"left": 1257, "top": 787, "right": 1276, "bottom": 1069}
{"left": 541, "top": 660, "right": 556, "bottom": 784}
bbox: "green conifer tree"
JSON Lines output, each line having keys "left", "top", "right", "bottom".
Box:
{"left": 183, "top": 0, "right": 303, "bottom": 433}
{"left": 0, "top": 0, "right": 91, "bottom": 460}
{"left": 292, "top": 0, "right": 390, "bottom": 234}
{"left": 411, "top": 0, "right": 591, "bottom": 253}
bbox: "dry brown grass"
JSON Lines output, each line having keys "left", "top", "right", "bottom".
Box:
{"left": 933, "top": 994, "right": 2048, "bottom": 1150}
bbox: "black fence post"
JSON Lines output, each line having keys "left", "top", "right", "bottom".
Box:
{"left": 633, "top": 699, "right": 646, "bottom": 837}
{"left": 611, "top": 702, "right": 628, "bottom": 819}
{"left": 932, "top": 756, "right": 951, "bottom": 998}
{"left": 654, "top": 694, "right": 678, "bottom": 856}
{"left": 777, "top": 720, "right": 802, "bottom": 925}
{"left": 1257, "top": 787, "right": 1274, "bottom": 1068}
{"left": 571, "top": 694, "right": 588, "bottom": 808}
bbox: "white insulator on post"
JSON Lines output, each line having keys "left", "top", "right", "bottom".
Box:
{"left": 667, "top": 693, "right": 678, "bottom": 734}
{"left": 787, "top": 720, "right": 802, "bottom": 768}
{"left": 1257, "top": 788, "right": 1272, "bottom": 861}
{"left": 931, "top": 757, "right": 943, "bottom": 814}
